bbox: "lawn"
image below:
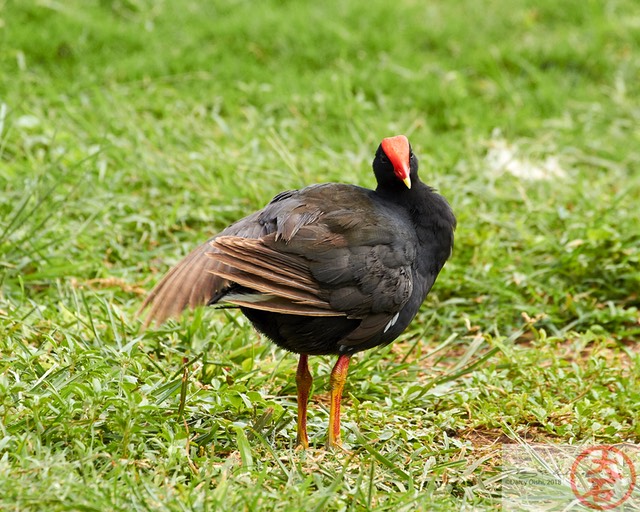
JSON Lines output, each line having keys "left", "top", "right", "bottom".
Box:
{"left": 1, "top": 0, "right": 639, "bottom": 510}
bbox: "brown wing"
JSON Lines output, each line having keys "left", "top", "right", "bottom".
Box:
{"left": 138, "top": 210, "right": 269, "bottom": 327}
{"left": 138, "top": 188, "right": 334, "bottom": 326}
{"left": 207, "top": 236, "right": 342, "bottom": 317}
{"left": 138, "top": 238, "right": 221, "bottom": 327}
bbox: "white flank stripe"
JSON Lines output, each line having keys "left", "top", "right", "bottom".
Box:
{"left": 224, "top": 292, "right": 274, "bottom": 303}
{"left": 384, "top": 312, "right": 400, "bottom": 333}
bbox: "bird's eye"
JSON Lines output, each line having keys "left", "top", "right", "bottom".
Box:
{"left": 380, "top": 154, "right": 389, "bottom": 163}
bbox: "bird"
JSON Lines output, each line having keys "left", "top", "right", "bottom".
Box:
{"left": 140, "top": 135, "right": 456, "bottom": 449}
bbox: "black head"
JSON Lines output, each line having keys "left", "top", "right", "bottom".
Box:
{"left": 373, "top": 135, "right": 419, "bottom": 192}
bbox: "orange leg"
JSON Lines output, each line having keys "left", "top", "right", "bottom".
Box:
{"left": 295, "top": 354, "right": 313, "bottom": 449}
{"left": 327, "top": 354, "right": 351, "bottom": 449}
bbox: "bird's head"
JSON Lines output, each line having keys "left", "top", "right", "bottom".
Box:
{"left": 373, "top": 135, "right": 417, "bottom": 191}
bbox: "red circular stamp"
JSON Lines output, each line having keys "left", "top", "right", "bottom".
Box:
{"left": 570, "top": 445, "right": 637, "bottom": 510}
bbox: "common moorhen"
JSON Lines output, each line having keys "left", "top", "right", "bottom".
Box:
{"left": 141, "top": 135, "right": 456, "bottom": 448}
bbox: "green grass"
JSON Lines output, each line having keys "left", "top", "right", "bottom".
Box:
{"left": 1, "top": 0, "right": 639, "bottom": 509}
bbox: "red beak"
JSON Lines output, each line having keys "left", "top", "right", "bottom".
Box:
{"left": 381, "top": 135, "right": 411, "bottom": 189}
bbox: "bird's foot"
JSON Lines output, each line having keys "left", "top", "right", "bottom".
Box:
{"left": 326, "top": 438, "right": 351, "bottom": 454}
{"left": 295, "top": 437, "right": 309, "bottom": 451}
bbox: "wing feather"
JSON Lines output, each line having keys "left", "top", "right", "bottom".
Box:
{"left": 207, "top": 236, "right": 340, "bottom": 316}
{"left": 138, "top": 239, "right": 224, "bottom": 327}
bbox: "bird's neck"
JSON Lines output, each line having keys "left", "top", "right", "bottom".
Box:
{"left": 377, "top": 180, "right": 455, "bottom": 244}
{"left": 375, "top": 179, "right": 432, "bottom": 209}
